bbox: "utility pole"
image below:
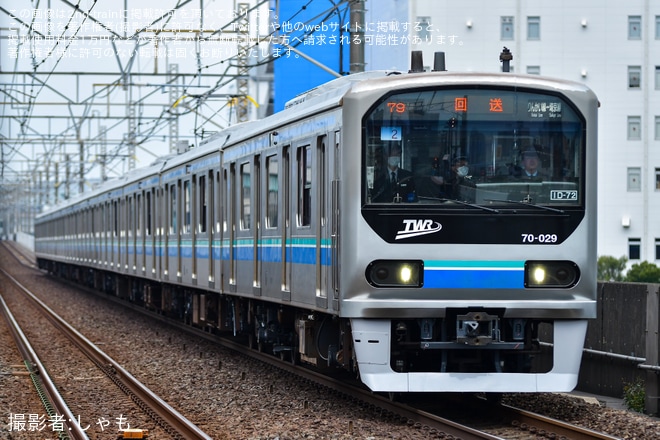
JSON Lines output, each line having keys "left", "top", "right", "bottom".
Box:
{"left": 349, "top": 0, "right": 366, "bottom": 73}
{"left": 236, "top": 2, "right": 251, "bottom": 122}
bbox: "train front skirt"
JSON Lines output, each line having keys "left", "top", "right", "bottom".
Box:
{"left": 351, "top": 318, "right": 587, "bottom": 392}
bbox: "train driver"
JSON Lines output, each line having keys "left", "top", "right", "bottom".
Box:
{"left": 514, "top": 147, "right": 547, "bottom": 180}
{"left": 371, "top": 145, "right": 416, "bottom": 203}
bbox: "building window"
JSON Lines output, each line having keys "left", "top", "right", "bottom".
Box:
{"left": 627, "top": 167, "right": 641, "bottom": 192}
{"left": 417, "top": 16, "right": 431, "bottom": 41}
{"left": 629, "top": 238, "right": 641, "bottom": 260}
{"left": 656, "top": 239, "right": 660, "bottom": 260}
{"left": 501, "top": 16, "right": 514, "bottom": 40}
{"left": 628, "top": 66, "right": 641, "bottom": 88}
{"left": 628, "top": 116, "right": 641, "bottom": 140}
{"left": 526, "top": 65, "right": 540, "bottom": 75}
{"left": 655, "top": 116, "right": 660, "bottom": 140}
{"left": 656, "top": 16, "right": 660, "bottom": 39}
{"left": 655, "top": 66, "right": 660, "bottom": 89}
{"left": 527, "top": 16, "right": 540, "bottom": 40}
{"left": 628, "top": 16, "right": 641, "bottom": 39}
{"left": 656, "top": 168, "right": 660, "bottom": 190}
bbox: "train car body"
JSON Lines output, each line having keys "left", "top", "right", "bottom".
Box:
{"left": 35, "top": 59, "right": 598, "bottom": 394}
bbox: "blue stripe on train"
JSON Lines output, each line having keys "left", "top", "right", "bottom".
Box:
{"left": 423, "top": 261, "right": 525, "bottom": 289}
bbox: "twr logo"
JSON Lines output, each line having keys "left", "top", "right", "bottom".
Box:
{"left": 395, "top": 219, "right": 442, "bottom": 240}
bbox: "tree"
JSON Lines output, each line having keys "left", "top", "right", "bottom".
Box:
{"left": 625, "top": 261, "right": 660, "bottom": 283}
{"left": 597, "top": 255, "right": 628, "bottom": 281}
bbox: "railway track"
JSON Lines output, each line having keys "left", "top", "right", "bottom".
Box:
{"left": 1, "top": 241, "right": 626, "bottom": 439}
{"left": 169, "top": 320, "right": 623, "bottom": 440}
{"left": 0, "top": 292, "right": 89, "bottom": 439}
{"left": 0, "top": 253, "right": 212, "bottom": 439}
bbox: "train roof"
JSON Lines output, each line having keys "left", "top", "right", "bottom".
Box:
{"left": 199, "top": 70, "right": 397, "bottom": 150}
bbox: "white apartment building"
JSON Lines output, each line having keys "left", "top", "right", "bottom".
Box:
{"left": 403, "top": 0, "right": 660, "bottom": 264}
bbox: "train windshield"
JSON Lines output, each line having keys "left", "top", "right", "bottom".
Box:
{"left": 363, "top": 87, "right": 585, "bottom": 207}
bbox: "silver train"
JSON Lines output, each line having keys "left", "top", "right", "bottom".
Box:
{"left": 35, "top": 53, "right": 598, "bottom": 393}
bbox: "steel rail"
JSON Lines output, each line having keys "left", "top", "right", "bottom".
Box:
{"left": 0, "top": 273, "right": 89, "bottom": 440}
{"left": 499, "top": 403, "right": 622, "bottom": 440}
{"left": 0, "top": 267, "right": 212, "bottom": 440}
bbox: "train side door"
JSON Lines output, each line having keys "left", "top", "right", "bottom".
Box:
{"left": 228, "top": 163, "right": 237, "bottom": 291}
{"left": 113, "top": 199, "right": 119, "bottom": 271}
{"left": 332, "top": 130, "right": 340, "bottom": 307}
{"left": 122, "top": 196, "right": 128, "bottom": 272}
{"left": 166, "top": 182, "right": 178, "bottom": 281}
{"left": 180, "top": 178, "right": 188, "bottom": 283}
{"left": 253, "top": 154, "right": 261, "bottom": 294}
{"left": 146, "top": 188, "right": 156, "bottom": 278}
{"left": 138, "top": 192, "right": 145, "bottom": 274}
{"left": 281, "top": 146, "right": 291, "bottom": 300}
{"left": 316, "top": 135, "right": 329, "bottom": 308}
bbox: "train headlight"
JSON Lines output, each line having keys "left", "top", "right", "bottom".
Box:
{"left": 366, "top": 260, "right": 424, "bottom": 288}
{"left": 524, "top": 261, "right": 579, "bottom": 288}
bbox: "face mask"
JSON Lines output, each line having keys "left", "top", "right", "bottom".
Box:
{"left": 457, "top": 166, "right": 469, "bottom": 177}
{"left": 388, "top": 156, "right": 401, "bottom": 168}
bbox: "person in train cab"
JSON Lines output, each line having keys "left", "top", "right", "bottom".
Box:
{"left": 371, "top": 145, "right": 416, "bottom": 202}
{"left": 515, "top": 147, "right": 547, "bottom": 180}
{"left": 431, "top": 155, "right": 475, "bottom": 201}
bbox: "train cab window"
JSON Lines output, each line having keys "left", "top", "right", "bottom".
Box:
{"left": 266, "top": 155, "right": 279, "bottom": 228}
{"left": 241, "top": 162, "right": 251, "bottom": 230}
{"left": 297, "top": 145, "right": 312, "bottom": 227}
{"left": 363, "top": 88, "right": 586, "bottom": 208}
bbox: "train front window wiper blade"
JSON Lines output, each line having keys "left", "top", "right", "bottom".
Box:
{"left": 418, "top": 196, "right": 500, "bottom": 213}
{"left": 484, "top": 199, "right": 565, "bottom": 213}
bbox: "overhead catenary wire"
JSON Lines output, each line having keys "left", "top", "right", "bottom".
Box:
{"left": 1, "top": 0, "right": 352, "bottom": 196}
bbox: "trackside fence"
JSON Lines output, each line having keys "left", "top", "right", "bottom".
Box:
{"left": 577, "top": 282, "right": 660, "bottom": 415}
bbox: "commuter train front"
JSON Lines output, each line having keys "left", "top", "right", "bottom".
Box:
{"left": 336, "top": 70, "right": 598, "bottom": 392}
{"left": 34, "top": 54, "right": 598, "bottom": 394}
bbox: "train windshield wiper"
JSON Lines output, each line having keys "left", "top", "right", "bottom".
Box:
{"left": 484, "top": 199, "right": 565, "bottom": 213}
{"left": 418, "top": 196, "right": 500, "bottom": 213}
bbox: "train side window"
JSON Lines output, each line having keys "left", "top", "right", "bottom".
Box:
{"left": 266, "top": 155, "right": 278, "bottom": 228}
{"left": 113, "top": 200, "right": 118, "bottom": 238}
{"left": 136, "top": 194, "right": 142, "bottom": 237}
{"left": 183, "top": 179, "right": 191, "bottom": 234}
{"left": 120, "top": 198, "right": 126, "bottom": 239}
{"left": 297, "top": 145, "right": 312, "bottom": 227}
{"left": 199, "top": 174, "right": 207, "bottom": 233}
{"left": 241, "top": 162, "right": 251, "bottom": 230}
{"left": 145, "top": 191, "right": 152, "bottom": 236}
{"left": 216, "top": 170, "right": 222, "bottom": 233}
{"left": 169, "top": 184, "right": 177, "bottom": 235}
{"left": 123, "top": 196, "right": 134, "bottom": 237}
